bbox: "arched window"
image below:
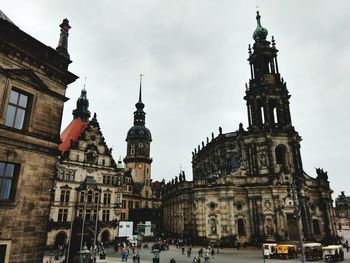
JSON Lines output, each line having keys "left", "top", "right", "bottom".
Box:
{"left": 275, "top": 144, "right": 287, "bottom": 165}
{"left": 313, "top": 219, "right": 321, "bottom": 235}
{"left": 87, "top": 191, "right": 93, "bottom": 203}
{"left": 237, "top": 218, "right": 245, "bottom": 236}
{"left": 260, "top": 106, "right": 265, "bottom": 124}
{"left": 273, "top": 107, "right": 278, "bottom": 124}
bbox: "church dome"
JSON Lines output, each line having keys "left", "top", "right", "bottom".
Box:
{"left": 126, "top": 125, "right": 152, "bottom": 141}
{"left": 253, "top": 11, "right": 268, "bottom": 42}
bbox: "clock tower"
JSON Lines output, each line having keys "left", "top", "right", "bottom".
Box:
{"left": 124, "top": 76, "right": 153, "bottom": 185}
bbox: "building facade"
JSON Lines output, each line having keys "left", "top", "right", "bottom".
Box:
{"left": 335, "top": 191, "right": 350, "bottom": 230}
{"left": 122, "top": 80, "right": 163, "bottom": 231}
{"left": 162, "top": 12, "right": 337, "bottom": 245}
{"left": 47, "top": 90, "right": 125, "bottom": 252}
{"left": 0, "top": 12, "right": 77, "bottom": 263}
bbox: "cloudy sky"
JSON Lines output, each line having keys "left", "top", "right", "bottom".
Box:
{"left": 2, "top": 0, "right": 350, "bottom": 198}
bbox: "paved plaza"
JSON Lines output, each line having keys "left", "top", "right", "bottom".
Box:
{"left": 92, "top": 245, "right": 350, "bottom": 263}
{"left": 43, "top": 231, "right": 350, "bottom": 263}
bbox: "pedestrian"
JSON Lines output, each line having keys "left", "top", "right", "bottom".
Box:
{"left": 182, "top": 246, "right": 185, "bottom": 255}
{"left": 345, "top": 240, "right": 349, "bottom": 252}
{"left": 198, "top": 248, "right": 203, "bottom": 258}
{"left": 237, "top": 242, "right": 240, "bottom": 250}
{"left": 211, "top": 248, "right": 215, "bottom": 259}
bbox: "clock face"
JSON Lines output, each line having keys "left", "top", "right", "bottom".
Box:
{"left": 138, "top": 164, "right": 143, "bottom": 169}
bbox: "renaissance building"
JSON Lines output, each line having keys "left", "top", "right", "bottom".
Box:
{"left": 46, "top": 90, "right": 125, "bottom": 259}
{"left": 162, "top": 12, "right": 337, "bottom": 245}
{"left": 0, "top": 11, "right": 77, "bottom": 263}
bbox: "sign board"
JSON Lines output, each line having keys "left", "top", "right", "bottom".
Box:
{"left": 118, "top": 221, "right": 133, "bottom": 238}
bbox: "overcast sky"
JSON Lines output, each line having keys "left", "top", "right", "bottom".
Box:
{"left": 2, "top": 0, "right": 350, "bottom": 198}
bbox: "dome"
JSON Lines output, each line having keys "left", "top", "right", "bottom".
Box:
{"left": 253, "top": 11, "right": 268, "bottom": 42}
{"left": 126, "top": 125, "right": 152, "bottom": 141}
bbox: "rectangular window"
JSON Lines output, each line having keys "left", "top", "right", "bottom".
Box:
{"left": 102, "top": 210, "right": 110, "bottom": 222}
{"left": 60, "top": 190, "right": 70, "bottom": 203}
{"left": 93, "top": 209, "right": 97, "bottom": 222}
{"left": 0, "top": 241, "right": 11, "bottom": 263}
{"left": 128, "top": 201, "right": 133, "bottom": 209}
{"left": 80, "top": 192, "right": 85, "bottom": 203}
{"left": 58, "top": 169, "right": 64, "bottom": 180}
{"left": 0, "top": 161, "right": 19, "bottom": 201}
{"left": 116, "top": 194, "right": 121, "bottom": 204}
{"left": 86, "top": 209, "right": 91, "bottom": 221}
{"left": 135, "top": 201, "right": 140, "bottom": 208}
{"left": 5, "top": 89, "right": 30, "bottom": 130}
{"left": 94, "top": 193, "right": 99, "bottom": 203}
{"left": 121, "top": 212, "right": 125, "bottom": 221}
{"left": 103, "top": 193, "right": 111, "bottom": 205}
{"left": 122, "top": 200, "right": 126, "bottom": 209}
{"left": 58, "top": 208, "right": 68, "bottom": 222}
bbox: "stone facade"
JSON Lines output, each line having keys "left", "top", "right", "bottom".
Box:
{"left": 335, "top": 192, "right": 350, "bottom": 230}
{"left": 0, "top": 12, "right": 77, "bottom": 263}
{"left": 46, "top": 91, "right": 125, "bottom": 253}
{"left": 162, "top": 12, "right": 337, "bottom": 245}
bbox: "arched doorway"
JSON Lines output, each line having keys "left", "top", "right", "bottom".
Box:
{"left": 54, "top": 231, "right": 67, "bottom": 249}
{"left": 101, "top": 230, "right": 111, "bottom": 244}
{"left": 237, "top": 218, "right": 245, "bottom": 236}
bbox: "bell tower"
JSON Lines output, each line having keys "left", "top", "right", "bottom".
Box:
{"left": 124, "top": 75, "right": 153, "bottom": 185}
{"left": 245, "top": 11, "right": 293, "bottom": 133}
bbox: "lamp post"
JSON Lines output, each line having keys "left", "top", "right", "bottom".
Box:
{"left": 290, "top": 180, "right": 306, "bottom": 263}
{"left": 78, "top": 245, "right": 90, "bottom": 263}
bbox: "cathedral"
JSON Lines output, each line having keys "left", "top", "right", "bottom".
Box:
{"left": 162, "top": 12, "right": 337, "bottom": 245}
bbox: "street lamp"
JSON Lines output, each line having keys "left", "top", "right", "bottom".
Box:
{"left": 78, "top": 245, "right": 90, "bottom": 263}
{"left": 290, "top": 180, "right": 306, "bottom": 263}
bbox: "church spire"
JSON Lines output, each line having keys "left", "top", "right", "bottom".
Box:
{"left": 72, "top": 80, "right": 91, "bottom": 122}
{"left": 56, "top": 18, "right": 71, "bottom": 59}
{"left": 136, "top": 74, "right": 145, "bottom": 111}
{"left": 245, "top": 12, "right": 293, "bottom": 133}
{"left": 134, "top": 74, "right": 146, "bottom": 126}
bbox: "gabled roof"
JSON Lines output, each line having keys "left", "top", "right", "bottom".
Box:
{"left": 59, "top": 117, "right": 88, "bottom": 155}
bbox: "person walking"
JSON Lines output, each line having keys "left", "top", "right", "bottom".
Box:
{"left": 211, "top": 247, "right": 215, "bottom": 259}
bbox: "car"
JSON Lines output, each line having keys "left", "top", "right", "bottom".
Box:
{"left": 323, "top": 245, "right": 344, "bottom": 262}
{"left": 304, "top": 243, "right": 323, "bottom": 261}
{"left": 263, "top": 243, "right": 277, "bottom": 258}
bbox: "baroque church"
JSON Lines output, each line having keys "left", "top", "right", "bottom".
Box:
{"left": 162, "top": 12, "right": 337, "bottom": 245}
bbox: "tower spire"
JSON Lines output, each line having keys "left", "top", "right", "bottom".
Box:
{"left": 134, "top": 75, "right": 146, "bottom": 125}
{"left": 56, "top": 18, "right": 71, "bottom": 59}
{"left": 139, "top": 73, "right": 143, "bottom": 103}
